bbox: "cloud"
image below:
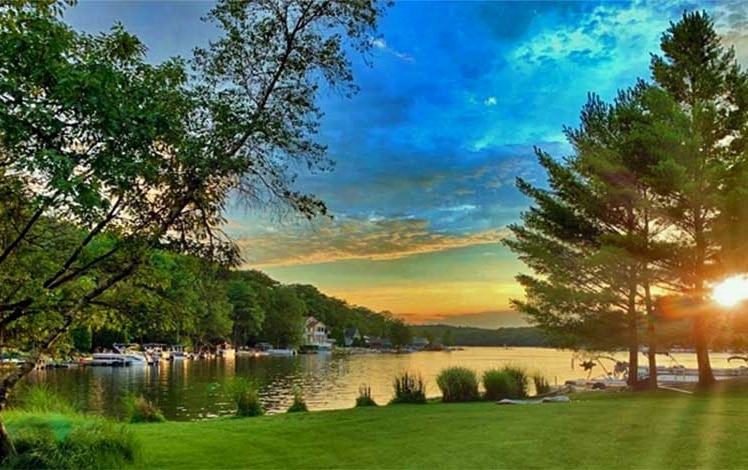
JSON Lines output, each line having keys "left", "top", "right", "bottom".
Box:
{"left": 370, "top": 37, "right": 414, "bottom": 63}
{"left": 419, "top": 310, "right": 529, "bottom": 328}
{"left": 484, "top": 96, "right": 498, "bottom": 106}
{"left": 233, "top": 215, "right": 510, "bottom": 269}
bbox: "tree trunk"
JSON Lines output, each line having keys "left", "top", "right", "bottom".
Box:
{"left": 0, "top": 416, "right": 13, "bottom": 461}
{"left": 0, "top": 362, "right": 35, "bottom": 461}
{"left": 694, "top": 312, "right": 716, "bottom": 388}
{"left": 627, "top": 287, "right": 639, "bottom": 387}
{"left": 644, "top": 282, "right": 658, "bottom": 390}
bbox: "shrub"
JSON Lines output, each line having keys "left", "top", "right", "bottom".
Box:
{"left": 355, "top": 385, "right": 377, "bottom": 407}
{"left": 436, "top": 367, "right": 480, "bottom": 402}
{"left": 483, "top": 366, "right": 529, "bottom": 400}
{"left": 16, "top": 384, "right": 74, "bottom": 414}
{"left": 227, "top": 378, "right": 264, "bottom": 417}
{"left": 287, "top": 389, "right": 308, "bottom": 413}
{"left": 123, "top": 394, "right": 166, "bottom": 423}
{"left": 390, "top": 372, "right": 426, "bottom": 404}
{"left": 4, "top": 415, "right": 140, "bottom": 469}
{"left": 503, "top": 366, "right": 529, "bottom": 398}
{"left": 533, "top": 373, "right": 551, "bottom": 395}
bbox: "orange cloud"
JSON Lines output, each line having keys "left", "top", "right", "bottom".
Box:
{"left": 233, "top": 216, "right": 511, "bottom": 268}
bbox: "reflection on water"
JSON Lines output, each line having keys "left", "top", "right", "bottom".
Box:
{"left": 23, "top": 347, "right": 741, "bottom": 421}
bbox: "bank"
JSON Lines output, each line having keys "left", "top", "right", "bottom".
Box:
{"left": 5, "top": 386, "right": 748, "bottom": 469}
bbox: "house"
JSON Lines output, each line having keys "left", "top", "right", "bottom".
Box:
{"left": 344, "top": 327, "right": 363, "bottom": 347}
{"left": 303, "top": 316, "right": 332, "bottom": 347}
{"left": 410, "top": 337, "right": 429, "bottom": 350}
{"left": 367, "top": 337, "right": 392, "bottom": 349}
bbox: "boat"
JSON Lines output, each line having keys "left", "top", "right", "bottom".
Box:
{"left": 266, "top": 348, "right": 296, "bottom": 357}
{"left": 114, "top": 344, "right": 158, "bottom": 366}
{"left": 166, "top": 345, "right": 189, "bottom": 361}
{"left": 216, "top": 343, "right": 235, "bottom": 359}
{"left": 87, "top": 353, "right": 131, "bottom": 366}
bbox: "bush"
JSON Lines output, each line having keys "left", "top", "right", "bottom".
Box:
{"left": 390, "top": 372, "right": 426, "bottom": 404}
{"left": 503, "top": 366, "right": 529, "bottom": 398}
{"left": 4, "top": 414, "right": 140, "bottom": 469}
{"left": 287, "top": 389, "right": 308, "bottom": 413}
{"left": 227, "top": 378, "right": 264, "bottom": 417}
{"left": 436, "top": 367, "right": 480, "bottom": 402}
{"left": 16, "top": 384, "right": 74, "bottom": 414}
{"left": 533, "top": 373, "right": 551, "bottom": 395}
{"left": 123, "top": 394, "right": 166, "bottom": 423}
{"left": 483, "top": 366, "right": 529, "bottom": 400}
{"left": 355, "top": 385, "right": 377, "bottom": 407}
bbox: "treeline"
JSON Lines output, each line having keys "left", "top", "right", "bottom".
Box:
{"left": 415, "top": 325, "right": 549, "bottom": 347}
{"left": 59, "top": 252, "right": 410, "bottom": 352}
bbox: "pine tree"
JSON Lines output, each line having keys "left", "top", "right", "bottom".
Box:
{"left": 650, "top": 11, "right": 748, "bottom": 387}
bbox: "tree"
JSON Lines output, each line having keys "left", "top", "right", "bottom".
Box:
{"left": 0, "top": 0, "right": 388, "bottom": 457}
{"left": 227, "top": 277, "right": 265, "bottom": 347}
{"left": 263, "top": 287, "right": 305, "bottom": 348}
{"left": 650, "top": 11, "right": 748, "bottom": 387}
{"left": 387, "top": 318, "right": 412, "bottom": 347}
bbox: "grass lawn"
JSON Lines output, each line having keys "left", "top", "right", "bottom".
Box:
{"left": 122, "top": 387, "right": 748, "bottom": 469}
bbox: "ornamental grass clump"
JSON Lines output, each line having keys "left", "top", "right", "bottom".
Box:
{"left": 4, "top": 414, "right": 140, "bottom": 469}
{"left": 390, "top": 372, "right": 427, "bottom": 404}
{"left": 483, "top": 366, "right": 529, "bottom": 400}
{"left": 355, "top": 385, "right": 377, "bottom": 407}
{"left": 227, "top": 378, "right": 264, "bottom": 417}
{"left": 123, "top": 394, "right": 166, "bottom": 423}
{"left": 436, "top": 367, "right": 480, "bottom": 402}
{"left": 16, "top": 384, "right": 75, "bottom": 414}
{"left": 287, "top": 389, "right": 308, "bottom": 413}
{"left": 533, "top": 373, "right": 551, "bottom": 395}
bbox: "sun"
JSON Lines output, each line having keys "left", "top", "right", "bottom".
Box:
{"left": 711, "top": 275, "right": 748, "bottom": 307}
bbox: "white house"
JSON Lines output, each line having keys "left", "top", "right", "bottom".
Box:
{"left": 303, "top": 316, "right": 332, "bottom": 347}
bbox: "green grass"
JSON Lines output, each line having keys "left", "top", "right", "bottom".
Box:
{"left": 7, "top": 386, "right": 748, "bottom": 469}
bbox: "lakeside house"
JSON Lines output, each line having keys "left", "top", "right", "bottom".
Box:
{"left": 411, "top": 337, "right": 430, "bottom": 350}
{"left": 344, "top": 327, "right": 364, "bottom": 346}
{"left": 304, "top": 316, "right": 333, "bottom": 348}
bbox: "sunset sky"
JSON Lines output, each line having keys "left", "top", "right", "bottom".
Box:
{"left": 67, "top": 1, "right": 747, "bottom": 328}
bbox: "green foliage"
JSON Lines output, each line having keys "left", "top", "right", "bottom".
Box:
{"left": 227, "top": 277, "right": 265, "bottom": 347}
{"left": 355, "top": 385, "right": 377, "bottom": 407}
{"left": 70, "top": 325, "right": 92, "bottom": 353}
{"left": 436, "top": 367, "right": 480, "bottom": 403}
{"left": 532, "top": 373, "right": 551, "bottom": 396}
{"left": 483, "top": 367, "right": 529, "bottom": 401}
{"left": 391, "top": 372, "right": 427, "bottom": 405}
{"left": 286, "top": 390, "right": 308, "bottom": 413}
{"left": 416, "top": 325, "right": 549, "bottom": 347}
{"left": 387, "top": 319, "right": 412, "bottom": 347}
{"left": 16, "top": 385, "right": 74, "bottom": 414}
{"left": 3, "top": 414, "right": 139, "bottom": 469}
{"left": 263, "top": 287, "right": 305, "bottom": 348}
{"left": 227, "top": 378, "right": 264, "bottom": 418}
{"left": 123, "top": 394, "right": 165, "bottom": 424}
{"left": 441, "top": 329, "right": 454, "bottom": 347}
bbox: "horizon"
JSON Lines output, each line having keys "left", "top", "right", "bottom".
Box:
{"left": 66, "top": 1, "right": 747, "bottom": 329}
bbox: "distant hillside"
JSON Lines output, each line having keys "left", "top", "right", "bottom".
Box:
{"left": 413, "top": 325, "right": 549, "bottom": 347}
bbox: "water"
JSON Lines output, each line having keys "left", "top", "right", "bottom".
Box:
{"left": 24, "top": 347, "right": 743, "bottom": 420}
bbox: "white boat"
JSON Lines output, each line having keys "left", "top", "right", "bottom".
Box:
{"left": 89, "top": 353, "right": 131, "bottom": 366}
{"left": 168, "top": 345, "right": 188, "bottom": 361}
{"left": 266, "top": 348, "right": 296, "bottom": 357}
{"left": 216, "top": 344, "right": 235, "bottom": 358}
{"left": 113, "top": 344, "right": 158, "bottom": 366}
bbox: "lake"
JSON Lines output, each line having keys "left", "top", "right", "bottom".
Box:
{"left": 23, "top": 347, "right": 742, "bottom": 420}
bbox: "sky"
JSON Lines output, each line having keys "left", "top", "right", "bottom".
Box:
{"left": 65, "top": 1, "right": 748, "bottom": 329}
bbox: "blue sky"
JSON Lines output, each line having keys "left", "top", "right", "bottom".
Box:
{"left": 66, "top": 1, "right": 747, "bottom": 328}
